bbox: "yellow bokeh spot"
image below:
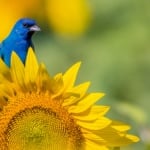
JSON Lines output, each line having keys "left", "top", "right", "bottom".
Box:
{"left": 0, "top": 0, "right": 40, "bottom": 41}
{"left": 46, "top": 0, "right": 91, "bottom": 36}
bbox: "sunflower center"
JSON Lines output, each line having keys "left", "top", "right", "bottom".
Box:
{"left": 1, "top": 93, "right": 84, "bottom": 150}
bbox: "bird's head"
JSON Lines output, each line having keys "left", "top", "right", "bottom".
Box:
{"left": 12, "top": 18, "right": 41, "bottom": 40}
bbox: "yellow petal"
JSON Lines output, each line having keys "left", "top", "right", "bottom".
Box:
{"left": 0, "top": 96, "right": 7, "bottom": 107}
{"left": 68, "top": 93, "right": 105, "bottom": 113}
{"left": 82, "top": 128, "right": 106, "bottom": 142}
{"left": 77, "top": 117, "right": 111, "bottom": 130}
{"left": 0, "top": 84, "right": 14, "bottom": 97}
{"left": 11, "top": 51, "right": 25, "bottom": 87}
{"left": 0, "top": 59, "right": 11, "bottom": 80}
{"left": 107, "top": 134, "right": 140, "bottom": 146}
{"left": 63, "top": 82, "right": 90, "bottom": 106}
{"left": 0, "top": 74, "right": 10, "bottom": 84}
{"left": 95, "top": 124, "right": 140, "bottom": 147}
{"left": 125, "top": 134, "right": 140, "bottom": 143}
{"left": 25, "top": 48, "right": 39, "bottom": 84}
{"left": 0, "top": 84, "right": 13, "bottom": 106}
{"left": 63, "top": 62, "right": 81, "bottom": 91}
{"left": 36, "top": 63, "right": 53, "bottom": 92}
{"left": 111, "top": 121, "right": 131, "bottom": 132}
{"left": 52, "top": 73, "right": 64, "bottom": 94}
{"left": 74, "top": 106, "right": 110, "bottom": 121}
{"left": 85, "top": 139, "right": 109, "bottom": 150}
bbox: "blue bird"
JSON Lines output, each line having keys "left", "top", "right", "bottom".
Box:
{"left": 0, "top": 18, "right": 41, "bottom": 66}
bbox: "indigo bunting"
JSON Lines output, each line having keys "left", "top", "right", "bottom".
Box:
{"left": 0, "top": 18, "right": 41, "bottom": 66}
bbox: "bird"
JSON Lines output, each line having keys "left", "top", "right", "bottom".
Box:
{"left": 0, "top": 18, "right": 41, "bottom": 66}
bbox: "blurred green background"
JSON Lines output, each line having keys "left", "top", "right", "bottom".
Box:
{"left": 1, "top": 0, "right": 150, "bottom": 149}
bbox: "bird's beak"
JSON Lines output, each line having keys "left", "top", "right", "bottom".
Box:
{"left": 29, "top": 25, "right": 41, "bottom": 31}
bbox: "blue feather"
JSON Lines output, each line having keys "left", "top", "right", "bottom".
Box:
{"left": 0, "top": 18, "right": 40, "bottom": 66}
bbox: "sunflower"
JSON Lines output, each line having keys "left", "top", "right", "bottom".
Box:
{"left": 0, "top": 48, "right": 139, "bottom": 150}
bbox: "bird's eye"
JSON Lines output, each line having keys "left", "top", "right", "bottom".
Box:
{"left": 23, "top": 23, "right": 29, "bottom": 27}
